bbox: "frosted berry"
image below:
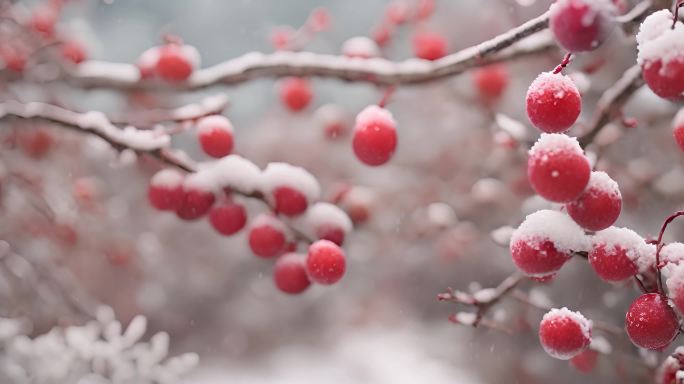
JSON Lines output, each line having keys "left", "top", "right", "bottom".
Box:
{"left": 197, "top": 115, "right": 234, "bottom": 158}
{"left": 526, "top": 72, "right": 581, "bottom": 133}
{"left": 673, "top": 109, "right": 684, "bottom": 152}
{"left": 209, "top": 200, "right": 247, "bottom": 236}
{"left": 566, "top": 171, "right": 621, "bottom": 231}
{"left": 341, "top": 36, "right": 380, "bottom": 59}
{"left": 412, "top": 31, "right": 447, "bottom": 61}
{"left": 509, "top": 210, "right": 588, "bottom": 277}
{"left": 148, "top": 169, "right": 184, "bottom": 211}
{"left": 1, "top": 46, "right": 26, "bottom": 73}
{"left": 637, "top": 10, "right": 684, "bottom": 99}
{"left": 19, "top": 129, "right": 53, "bottom": 159}
{"left": 473, "top": 64, "right": 509, "bottom": 102}
{"left": 528, "top": 134, "right": 591, "bottom": 203}
{"left": 279, "top": 77, "right": 313, "bottom": 112}
{"left": 137, "top": 47, "right": 160, "bottom": 79}
{"left": 315, "top": 104, "right": 348, "bottom": 140}
{"left": 262, "top": 163, "right": 320, "bottom": 217}
{"left": 549, "top": 0, "right": 616, "bottom": 52}
{"left": 588, "top": 227, "right": 643, "bottom": 282}
{"left": 155, "top": 44, "right": 199, "bottom": 82}
{"left": 306, "top": 239, "right": 346, "bottom": 285}
{"left": 248, "top": 215, "right": 287, "bottom": 258}
{"left": 569, "top": 349, "right": 598, "bottom": 373}
{"left": 665, "top": 264, "right": 684, "bottom": 314}
{"left": 304, "top": 202, "right": 353, "bottom": 246}
{"left": 274, "top": 253, "right": 311, "bottom": 294}
{"left": 539, "top": 308, "right": 592, "bottom": 360}
{"left": 656, "top": 356, "right": 680, "bottom": 384}
{"left": 273, "top": 186, "right": 308, "bottom": 216}
{"left": 60, "top": 40, "right": 87, "bottom": 64}
{"left": 625, "top": 293, "right": 679, "bottom": 350}
{"left": 175, "top": 176, "right": 216, "bottom": 220}
{"left": 352, "top": 105, "right": 398, "bottom": 166}
{"left": 270, "top": 27, "right": 295, "bottom": 51}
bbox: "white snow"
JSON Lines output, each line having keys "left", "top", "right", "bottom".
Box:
{"left": 314, "top": 104, "right": 347, "bottom": 127}
{"left": 297, "top": 202, "right": 353, "bottom": 238}
{"left": 181, "top": 44, "right": 202, "bottom": 69}
{"left": 495, "top": 113, "right": 528, "bottom": 141}
{"left": 584, "top": 171, "right": 621, "bottom": 197}
{"left": 204, "top": 155, "right": 262, "bottom": 194}
{"left": 637, "top": 10, "right": 684, "bottom": 66}
{"left": 355, "top": 105, "right": 396, "bottom": 131}
{"left": 250, "top": 213, "right": 289, "bottom": 235}
{"left": 150, "top": 169, "right": 184, "bottom": 188}
{"left": 452, "top": 312, "right": 477, "bottom": 325}
{"left": 591, "top": 227, "right": 652, "bottom": 272}
{"left": 426, "top": 202, "right": 457, "bottom": 227}
{"left": 673, "top": 107, "right": 684, "bottom": 129}
{"left": 472, "top": 288, "right": 497, "bottom": 303}
{"left": 197, "top": 115, "right": 234, "bottom": 134}
{"left": 528, "top": 133, "right": 584, "bottom": 157}
{"left": 491, "top": 226, "right": 515, "bottom": 247}
{"left": 183, "top": 171, "right": 220, "bottom": 193}
{"left": 543, "top": 306, "right": 592, "bottom": 342}
{"left": 526, "top": 72, "right": 578, "bottom": 101}
{"left": 341, "top": 36, "right": 381, "bottom": 59}
{"left": 260, "top": 162, "right": 321, "bottom": 203}
{"left": 510, "top": 209, "right": 590, "bottom": 253}
{"left": 665, "top": 263, "right": 684, "bottom": 301}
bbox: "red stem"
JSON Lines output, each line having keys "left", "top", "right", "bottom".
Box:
{"left": 552, "top": 52, "right": 573, "bottom": 74}
{"left": 654, "top": 211, "right": 684, "bottom": 294}
{"left": 378, "top": 86, "right": 396, "bottom": 108}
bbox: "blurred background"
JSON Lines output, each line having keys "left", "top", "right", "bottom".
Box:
{"left": 2, "top": 0, "right": 684, "bottom": 383}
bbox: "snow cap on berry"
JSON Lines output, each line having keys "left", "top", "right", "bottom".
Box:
{"left": 543, "top": 307, "right": 593, "bottom": 339}
{"left": 197, "top": 115, "right": 234, "bottom": 135}
{"left": 511, "top": 209, "right": 590, "bottom": 254}
{"left": 341, "top": 36, "right": 381, "bottom": 58}
{"left": 529, "top": 133, "right": 584, "bottom": 158}
{"left": 540, "top": 307, "right": 593, "bottom": 360}
{"left": 150, "top": 169, "right": 184, "bottom": 188}
{"left": 637, "top": 10, "right": 684, "bottom": 66}
{"left": 584, "top": 171, "right": 620, "bottom": 198}
{"left": 206, "top": 155, "right": 262, "bottom": 194}
{"left": 296, "top": 202, "right": 353, "bottom": 241}
{"left": 355, "top": 104, "right": 396, "bottom": 130}
{"left": 591, "top": 227, "right": 653, "bottom": 273}
{"left": 260, "top": 162, "right": 321, "bottom": 204}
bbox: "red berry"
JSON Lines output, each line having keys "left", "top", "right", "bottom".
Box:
{"left": 197, "top": 115, "right": 234, "bottom": 158}
{"left": 656, "top": 356, "right": 680, "bottom": 384}
{"left": 539, "top": 308, "right": 592, "bottom": 360}
{"left": 175, "top": 176, "right": 216, "bottom": 220}
{"left": 473, "top": 64, "right": 509, "bottom": 102}
{"left": 625, "top": 293, "right": 679, "bottom": 350}
{"left": 566, "top": 171, "right": 621, "bottom": 231}
{"left": 1, "top": 46, "right": 27, "bottom": 73}
{"left": 588, "top": 227, "right": 644, "bottom": 282}
{"left": 665, "top": 263, "right": 684, "bottom": 314}
{"left": 262, "top": 163, "right": 320, "bottom": 217}
{"left": 19, "top": 129, "right": 53, "bottom": 159}
{"left": 29, "top": 7, "right": 58, "bottom": 38}
{"left": 209, "top": 200, "right": 247, "bottom": 236}
{"left": 148, "top": 169, "right": 185, "bottom": 211}
{"left": 315, "top": 104, "right": 348, "bottom": 140}
{"left": 155, "top": 44, "right": 198, "bottom": 82}
{"left": 273, "top": 186, "right": 308, "bottom": 216}
{"left": 528, "top": 134, "right": 591, "bottom": 203}
{"left": 385, "top": 1, "right": 410, "bottom": 25}
{"left": 673, "top": 109, "right": 684, "bottom": 151}
{"left": 279, "top": 77, "right": 313, "bottom": 112}
{"left": 526, "top": 72, "right": 581, "bottom": 133}
{"left": 306, "top": 239, "right": 346, "bottom": 285}
{"left": 304, "top": 202, "right": 353, "bottom": 246}
{"left": 248, "top": 215, "right": 287, "bottom": 258}
{"left": 352, "top": 105, "right": 397, "bottom": 166}
{"left": 510, "top": 210, "right": 588, "bottom": 277}
{"left": 274, "top": 253, "right": 311, "bottom": 294}
{"left": 549, "top": 0, "right": 616, "bottom": 52}
{"left": 412, "top": 31, "right": 447, "bottom": 61}
{"left": 60, "top": 40, "right": 87, "bottom": 64}
{"left": 637, "top": 11, "right": 684, "bottom": 99}
{"left": 569, "top": 349, "right": 599, "bottom": 373}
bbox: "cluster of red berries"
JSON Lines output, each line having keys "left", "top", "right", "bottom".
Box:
{"left": 637, "top": 10, "right": 684, "bottom": 99}
{"left": 137, "top": 42, "right": 200, "bottom": 82}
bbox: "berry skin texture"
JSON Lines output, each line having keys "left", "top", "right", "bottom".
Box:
{"left": 148, "top": 170, "right": 184, "bottom": 211}
{"left": 473, "top": 64, "right": 509, "bottom": 102}
{"left": 306, "top": 240, "right": 346, "bottom": 285}
{"left": 511, "top": 239, "right": 573, "bottom": 278}
{"left": 588, "top": 241, "right": 639, "bottom": 282}
{"left": 549, "top": 0, "right": 616, "bottom": 52}
{"left": 412, "top": 31, "right": 447, "bottom": 61}
{"left": 274, "top": 253, "right": 311, "bottom": 294}
{"left": 175, "top": 188, "right": 216, "bottom": 220}
{"left": 352, "top": 105, "right": 398, "bottom": 166}
{"left": 197, "top": 115, "right": 234, "bottom": 158}
{"left": 248, "top": 219, "right": 287, "bottom": 258}
{"left": 279, "top": 77, "right": 313, "bottom": 112}
{"left": 566, "top": 171, "right": 622, "bottom": 231}
{"left": 155, "top": 44, "right": 196, "bottom": 82}
{"left": 625, "top": 293, "right": 679, "bottom": 350}
{"left": 642, "top": 58, "right": 684, "bottom": 100}
{"left": 539, "top": 308, "right": 592, "bottom": 360}
{"left": 273, "top": 186, "right": 308, "bottom": 217}
{"left": 209, "top": 201, "right": 247, "bottom": 236}
{"left": 526, "top": 72, "right": 582, "bottom": 133}
{"left": 528, "top": 134, "right": 591, "bottom": 203}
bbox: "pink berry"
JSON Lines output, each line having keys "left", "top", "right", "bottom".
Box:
{"left": 209, "top": 200, "right": 247, "bottom": 236}
{"left": 528, "top": 134, "right": 591, "bottom": 203}
{"left": 175, "top": 176, "right": 216, "bottom": 220}
{"left": 155, "top": 44, "right": 198, "bottom": 82}
{"left": 509, "top": 210, "right": 588, "bottom": 277}
{"left": 625, "top": 293, "right": 679, "bottom": 350}
{"left": 148, "top": 169, "right": 184, "bottom": 211}
{"left": 197, "top": 115, "right": 234, "bottom": 158}
{"left": 549, "top": 0, "right": 616, "bottom": 52}
{"left": 60, "top": 40, "right": 87, "bottom": 64}
{"left": 274, "top": 253, "right": 311, "bottom": 294}
{"left": 412, "top": 31, "right": 447, "bottom": 61}
{"left": 306, "top": 239, "right": 346, "bottom": 285}
{"left": 308, "top": 7, "right": 330, "bottom": 32}
{"left": 248, "top": 215, "right": 287, "bottom": 258}
{"left": 539, "top": 308, "right": 592, "bottom": 360}
{"left": 637, "top": 10, "right": 684, "bottom": 99}
{"left": 569, "top": 349, "right": 599, "bottom": 373}
{"left": 270, "top": 27, "right": 295, "bottom": 50}
{"left": 473, "top": 64, "right": 509, "bottom": 102}
{"left": 273, "top": 186, "right": 308, "bottom": 216}
{"left": 526, "top": 72, "right": 582, "bottom": 133}
{"left": 673, "top": 109, "right": 684, "bottom": 152}
{"left": 372, "top": 24, "right": 393, "bottom": 47}
{"left": 566, "top": 171, "right": 621, "bottom": 231}
{"left": 279, "top": 77, "right": 313, "bottom": 112}
{"left": 29, "top": 6, "right": 57, "bottom": 38}
{"left": 352, "top": 105, "right": 397, "bottom": 166}
{"left": 588, "top": 227, "right": 644, "bottom": 282}
{"left": 656, "top": 356, "right": 680, "bottom": 384}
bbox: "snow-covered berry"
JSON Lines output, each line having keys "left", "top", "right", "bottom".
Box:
{"left": 315, "top": 104, "right": 348, "bottom": 140}
{"left": 175, "top": 174, "right": 216, "bottom": 220}
{"left": 625, "top": 293, "right": 679, "bottom": 350}
{"left": 528, "top": 134, "right": 591, "bottom": 203}
{"left": 279, "top": 77, "right": 313, "bottom": 112}
{"left": 539, "top": 307, "right": 592, "bottom": 360}
{"left": 341, "top": 36, "right": 380, "bottom": 59}
{"left": 19, "top": 129, "right": 53, "bottom": 159}
{"left": 306, "top": 239, "right": 346, "bottom": 285}
{"left": 248, "top": 214, "right": 288, "bottom": 258}
{"left": 665, "top": 262, "right": 684, "bottom": 314}
{"left": 566, "top": 171, "right": 621, "bottom": 231}
{"left": 274, "top": 253, "right": 311, "bottom": 294}
{"left": 299, "top": 202, "right": 353, "bottom": 246}
{"left": 155, "top": 44, "right": 200, "bottom": 82}
{"left": 60, "top": 40, "right": 87, "bottom": 64}
{"left": 208, "top": 200, "right": 247, "bottom": 236}
{"left": 197, "top": 115, "right": 234, "bottom": 158}
{"left": 29, "top": 6, "right": 57, "bottom": 38}
{"left": 473, "top": 64, "right": 509, "bottom": 102}
{"left": 352, "top": 105, "right": 398, "bottom": 166}
{"left": 526, "top": 72, "right": 582, "bottom": 133}
{"left": 261, "top": 163, "right": 320, "bottom": 217}
{"left": 510, "top": 210, "right": 589, "bottom": 277}
{"left": 672, "top": 109, "right": 684, "bottom": 152}
{"left": 656, "top": 356, "right": 680, "bottom": 384}
{"left": 588, "top": 227, "right": 650, "bottom": 282}
{"left": 637, "top": 10, "right": 684, "bottom": 99}
{"left": 549, "top": 0, "right": 616, "bottom": 52}
{"left": 412, "top": 31, "right": 447, "bottom": 61}
{"left": 148, "top": 169, "right": 184, "bottom": 211}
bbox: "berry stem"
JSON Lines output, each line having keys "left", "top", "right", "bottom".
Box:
{"left": 673, "top": 0, "right": 684, "bottom": 29}
{"left": 653, "top": 210, "right": 684, "bottom": 294}
{"left": 378, "top": 86, "right": 396, "bottom": 108}
{"left": 552, "top": 52, "right": 573, "bottom": 74}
